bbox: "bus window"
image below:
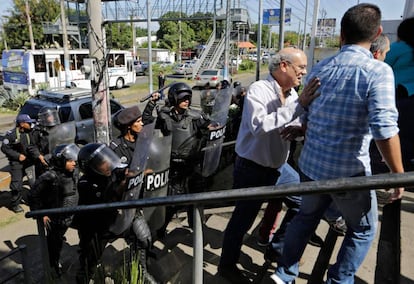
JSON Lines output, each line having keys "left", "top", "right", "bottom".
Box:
{"left": 114, "top": 54, "right": 125, "bottom": 67}
{"left": 108, "top": 54, "right": 115, "bottom": 67}
{"left": 34, "top": 55, "right": 46, "bottom": 72}
{"left": 76, "top": 54, "right": 88, "bottom": 70}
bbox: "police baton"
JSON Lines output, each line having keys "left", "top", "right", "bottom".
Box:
{"left": 139, "top": 82, "right": 176, "bottom": 103}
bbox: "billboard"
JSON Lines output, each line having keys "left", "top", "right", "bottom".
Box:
{"left": 263, "top": 8, "right": 291, "bottom": 25}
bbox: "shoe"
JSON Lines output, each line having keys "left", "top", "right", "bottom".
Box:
{"left": 264, "top": 246, "right": 282, "bottom": 263}
{"left": 308, "top": 233, "right": 324, "bottom": 247}
{"left": 270, "top": 273, "right": 295, "bottom": 284}
{"left": 257, "top": 235, "right": 269, "bottom": 247}
{"left": 329, "top": 218, "right": 347, "bottom": 236}
{"left": 217, "top": 265, "right": 251, "bottom": 284}
{"left": 11, "top": 204, "right": 24, "bottom": 213}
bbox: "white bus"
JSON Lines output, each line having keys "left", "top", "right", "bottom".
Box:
{"left": 1, "top": 49, "right": 136, "bottom": 95}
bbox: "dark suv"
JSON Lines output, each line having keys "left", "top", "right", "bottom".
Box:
{"left": 19, "top": 88, "right": 124, "bottom": 144}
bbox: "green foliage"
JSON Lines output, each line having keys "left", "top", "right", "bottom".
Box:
{"left": 187, "top": 12, "right": 214, "bottom": 44}
{"left": 1, "top": 90, "right": 30, "bottom": 111}
{"left": 239, "top": 60, "right": 255, "bottom": 71}
{"left": 156, "top": 11, "right": 196, "bottom": 52}
{"left": 3, "top": 0, "right": 60, "bottom": 49}
{"left": 107, "top": 23, "right": 133, "bottom": 50}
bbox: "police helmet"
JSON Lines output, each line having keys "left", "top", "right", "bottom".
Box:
{"left": 233, "top": 81, "right": 242, "bottom": 88}
{"left": 51, "top": 143, "right": 80, "bottom": 169}
{"left": 167, "top": 82, "right": 192, "bottom": 106}
{"left": 220, "top": 80, "right": 231, "bottom": 89}
{"left": 78, "top": 143, "right": 126, "bottom": 176}
{"left": 38, "top": 107, "right": 61, "bottom": 127}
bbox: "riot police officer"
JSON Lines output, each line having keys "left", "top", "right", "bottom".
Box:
{"left": 1, "top": 114, "right": 46, "bottom": 213}
{"left": 155, "top": 82, "right": 210, "bottom": 236}
{"left": 29, "top": 143, "right": 80, "bottom": 277}
{"left": 34, "top": 106, "right": 62, "bottom": 176}
{"left": 74, "top": 143, "right": 156, "bottom": 284}
{"left": 110, "top": 94, "right": 158, "bottom": 164}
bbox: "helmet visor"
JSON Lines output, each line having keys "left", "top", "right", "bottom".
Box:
{"left": 38, "top": 109, "right": 61, "bottom": 127}
{"left": 89, "top": 144, "right": 127, "bottom": 176}
{"left": 61, "top": 144, "right": 80, "bottom": 162}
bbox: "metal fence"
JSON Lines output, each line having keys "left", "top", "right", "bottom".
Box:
{"left": 26, "top": 172, "right": 414, "bottom": 284}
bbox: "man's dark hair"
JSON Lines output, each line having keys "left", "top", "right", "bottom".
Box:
{"left": 397, "top": 17, "right": 414, "bottom": 49}
{"left": 341, "top": 3, "right": 381, "bottom": 44}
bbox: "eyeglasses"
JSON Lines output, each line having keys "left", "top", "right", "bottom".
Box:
{"left": 285, "top": 61, "right": 307, "bottom": 72}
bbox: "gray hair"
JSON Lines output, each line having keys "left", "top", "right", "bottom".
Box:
{"left": 370, "top": 34, "right": 389, "bottom": 54}
{"left": 268, "top": 50, "right": 297, "bottom": 73}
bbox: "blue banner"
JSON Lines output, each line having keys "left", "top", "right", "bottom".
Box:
{"left": 263, "top": 8, "right": 291, "bottom": 25}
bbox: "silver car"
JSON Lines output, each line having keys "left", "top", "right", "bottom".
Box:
{"left": 194, "top": 69, "right": 227, "bottom": 87}
{"left": 173, "top": 63, "right": 193, "bottom": 75}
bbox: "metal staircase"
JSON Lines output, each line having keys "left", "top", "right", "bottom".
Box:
{"left": 192, "top": 32, "right": 226, "bottom": 77}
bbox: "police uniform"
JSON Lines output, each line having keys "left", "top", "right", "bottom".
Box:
{"left": 30, "top": 168, "right": 79, "bottom": 275}
{"left": 1, "top": 115, "right": 41, "bottom": 210}
{"left": 155, "top": 104, "right": 210, "bottom": 233}
{"left": 109, "top": 104, "right": 158, "bottom": 284}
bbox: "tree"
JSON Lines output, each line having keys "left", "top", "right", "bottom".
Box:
{"left": 187, "top": 12, "right": 213, "bottom": 44}
{"left": 2, "top": 0, "right": 60, "bottom": 49}
{"left": 106, "top": 23, "right": 132, "bottom": 50}
{"left": 157, "top": 11, "right": 195, "bottom": 53}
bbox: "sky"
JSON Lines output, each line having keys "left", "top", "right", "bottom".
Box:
{"left": 0, "top": 0, "right": 408, "bottom": 34}
{"left": 246, "top": 0, "right": 407, "bottom": 34}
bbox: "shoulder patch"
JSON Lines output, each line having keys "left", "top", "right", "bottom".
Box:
{"left": 2, "top": 139, "right": 9, "bottom": 145}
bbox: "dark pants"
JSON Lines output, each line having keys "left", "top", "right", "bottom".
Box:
{"left": 9, "top": 161, "right": 32, "bottom": 206}
{"left": 47, "top": 221, "right": 69, "bottom": 269}
{"left": 396, "top": 94, "right": 414, "bottom": 172}
{"left": 219, "top": 156, "right": 279, "bottom": 268}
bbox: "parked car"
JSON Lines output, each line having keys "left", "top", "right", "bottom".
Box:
{"left": 195, "top": 69, "right": 229, "bottom": 87}
{"left": 19, "top": 87, "right": 124, "bottom": 144}
{"left": 134, "top": 60, "right": 148, "bottom": 75}
{"left": 155, "top": 61, "right": 174, "bottom": 68}
{"left": 172, "top": 63, "right": 193, "bottom": 75}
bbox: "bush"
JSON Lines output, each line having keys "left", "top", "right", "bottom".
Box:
{"left": 239, "top": 60, "right": 255, "bottom": 71}
{"left": 0, "top": 88, "right": 30, "bottom": 111}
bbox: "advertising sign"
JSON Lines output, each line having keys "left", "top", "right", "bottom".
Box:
{"left": 263, "top": 8, "right": 291, "bottom": 25}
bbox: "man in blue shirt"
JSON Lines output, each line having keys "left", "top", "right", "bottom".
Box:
{"left": 271, "top": 4, "right": 404, "bottom": 284}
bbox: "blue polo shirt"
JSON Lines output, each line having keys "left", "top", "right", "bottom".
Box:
{"left": 299, "top": 45, "right": 399, "bottom": 180}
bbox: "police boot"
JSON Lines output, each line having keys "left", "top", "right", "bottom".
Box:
{"left": 138, "top": 248, "right": 158, "bottom": 284}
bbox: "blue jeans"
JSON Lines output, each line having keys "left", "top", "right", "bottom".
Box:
{"left": 219, "top": 156, "right": 280, "bottom": 268}
{"left": 274, "top": 171, "right": 378, "bottom": 284}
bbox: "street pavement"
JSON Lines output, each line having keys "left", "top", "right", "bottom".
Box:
{"left": 1, "top": 72, "right": 414, "bottom": 283}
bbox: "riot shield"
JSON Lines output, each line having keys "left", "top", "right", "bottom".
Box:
{"left": 47, "top": 121, "right": 76, "bottom": 153}
{"left": 199, "top": 88, "right": 217, "bottom": 116}
{"left": 143, "top": 129, "right": 171, "bottom": 232}
{"left": 109, "top": 122, "right": 155, "bottom": 235}
{"left": 201, "top": 85, "right": 233, "bottom": 177}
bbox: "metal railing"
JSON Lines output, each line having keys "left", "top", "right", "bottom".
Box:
{"left": 0, "top": 244, "right": 30, "bottom": 284}
{"left": 26, "top": 172, "right": 414, "bottom": 283}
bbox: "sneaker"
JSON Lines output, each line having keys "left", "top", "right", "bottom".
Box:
{"left": 11, "top": 204, "right": 24, "bottom": 213}
{"left": 270, "top": 273, "right": 295, "bottom": 284}
{"left": 264, "top": 246, "right": 282, "bottom": 263}
{"left": 308, "top": 233, "right": 324, "bottom": 247}
{"left": 217, "top": 265, "right": 251, "bottom": 284}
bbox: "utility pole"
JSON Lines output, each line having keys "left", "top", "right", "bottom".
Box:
{"left": 278, "top": 0, "right": 285, "bottom": 50}
{"left": 308, "top": 0, "right": 320, "bottom": 71}
{"left": 87, "top": 0, "right": 111, "bottom": 144}
{"left": 224, "top": 0, "right": 231, "bottom": 80}
{"left": 146, "top": 0, "right": 153, "bottom": 93}
{"left": 302, "top": 0, "right": 309, "bottom": 50}
{"left": 25, "top": 0, "right": 35, "bottom": 50}
{"left": 60, "top": 0, "right": 71, "bottom": 88}
{"left": 256, "top": 0, "right": 262, "bottom": 81}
